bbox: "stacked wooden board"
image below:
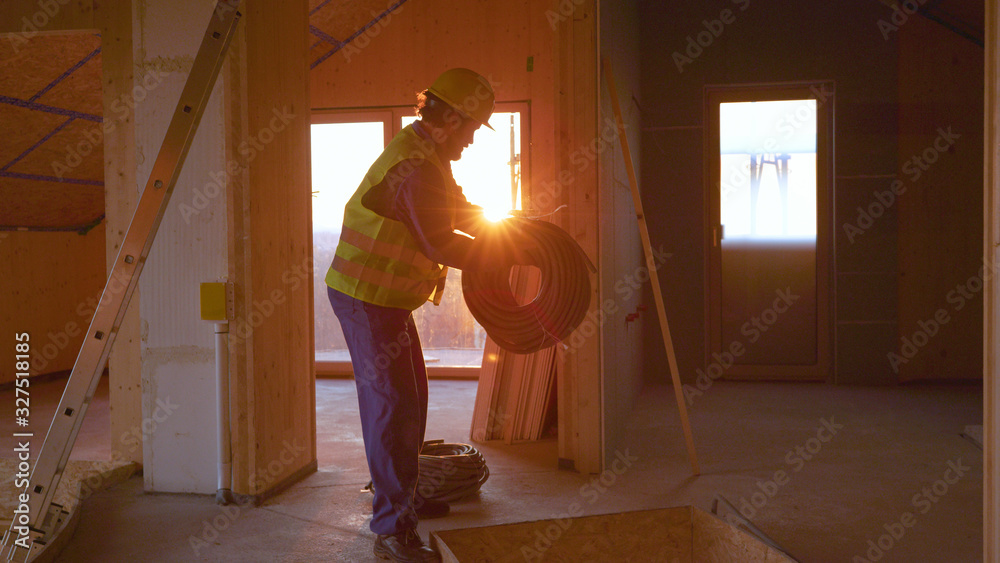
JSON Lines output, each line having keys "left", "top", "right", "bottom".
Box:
{"left": 471, "top": 265, "right": 558, "bottom": 443}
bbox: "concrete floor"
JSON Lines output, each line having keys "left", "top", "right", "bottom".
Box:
{"left": 0, "top": 376, "right": 984, "bottom": 562}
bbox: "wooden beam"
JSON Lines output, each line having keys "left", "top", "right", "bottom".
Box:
{"left": 983, "top": 1, "right": 1000, "bottom": 558}
{"left": 224, "top": 0, "right": 316, "bottom": 498}
{"left": 97, "top": 0, "right": 141, "bottom": 467}
{"left": 553, "top": 0, "right": 602, "bottom": 474}
{"left": 0, "top": 0, "right": 96, "bottom": 35}
{"left": 223, "top": 7, "right": 252, "bottom": 498}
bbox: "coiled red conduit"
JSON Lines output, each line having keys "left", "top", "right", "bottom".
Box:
{"left": 462, "top": 217, "right": 592, "bottom": 354}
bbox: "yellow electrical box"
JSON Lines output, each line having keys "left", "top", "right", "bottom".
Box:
{"left": 200, "top": 282, "right": 231, "bottom": 321}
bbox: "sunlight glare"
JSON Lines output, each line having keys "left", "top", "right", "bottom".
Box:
{"left": 483, "top": 206, "right": 510, "bottom": 222}
{"left": 403, "top": 112, "right": 522, "bottom": 224}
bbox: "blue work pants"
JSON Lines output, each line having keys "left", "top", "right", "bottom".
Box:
{"left": 327, "top": 286, "right": 428, "bottom": 535}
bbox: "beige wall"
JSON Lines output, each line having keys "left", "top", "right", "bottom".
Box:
{"left": 598, "top": 0, "right": 645, "bottom": 469}
{"left": 897, "top": 12, "right": 984, "bottom": 381}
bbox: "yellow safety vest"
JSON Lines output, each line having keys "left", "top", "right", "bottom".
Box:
{"left": 325, "top": 124, "right": 454, "bottom": 310}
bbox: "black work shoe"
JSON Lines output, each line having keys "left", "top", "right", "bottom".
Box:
{"left": 373, "top": 529, "right": 441, "bottom": 562}
{"left": 413, "top": 496, "right": 450, "bottom": 519}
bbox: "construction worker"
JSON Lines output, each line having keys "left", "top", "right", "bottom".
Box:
{"left": 325, "top": 68, "right": 525, "bottom": 563}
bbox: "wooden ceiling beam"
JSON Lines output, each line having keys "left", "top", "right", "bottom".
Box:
{"left": 0, "top": 0, "right": 97, "bottom": 36}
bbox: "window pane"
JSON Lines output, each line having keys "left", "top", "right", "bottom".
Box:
{"left": 312, "top": 121, "right": 385, "bottom": 362}
{"left": 719, "top": 100, "right": 816, "bottom": 240}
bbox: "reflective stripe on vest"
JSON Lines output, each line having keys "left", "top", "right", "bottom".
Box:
{"left": 338, "top": 226, "right": 437, "bottom": 272}
{"left": 331, "top": 254, "right": 439, "bottom": 296}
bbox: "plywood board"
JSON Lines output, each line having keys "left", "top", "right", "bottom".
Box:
{"left": 309, "top": 0, "right": 405, "bottom": 63}
{"left": 0, "top": 34, "right": 99, "bottom": 101}
{"left": 0, "top": 31, "right": 104, "bottom": 231}
{"left": 691, "top": 507, "right": 794, "bottom": 563}
{"left": 33, "top": 46, "right": 103, "bottom": 116}
{"left": 431, "top": 507, "right": 693, "bottom": 563}
{"left": 0, "top": 104, "right": 68, "bottom": 170}
{"left": 0, "top": 180, "right": 103, "bottom": 229}
{"left": 0, "top": 33, "right": 103, "bottom": 178}
{"left": 431, "top": 506, "right": 796, "bottom": 562}
{"left": 14, "top": 117, "right": 105, "bottom": 181}
{"left": 0, "top": 228, "right": 106, "bottom": 384}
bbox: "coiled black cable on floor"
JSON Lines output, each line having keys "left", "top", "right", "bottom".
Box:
{"left": 462, "top": 217, "right": 593, "bottom": 354}
{"left": 416, "top": 441, "right": 489, "bottom": 502}
{"left": 362, "top": 441, "right": 489, "bottom": 502}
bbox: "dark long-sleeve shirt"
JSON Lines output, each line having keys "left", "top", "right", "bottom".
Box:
{"left": 390, "top": 159, "right": 489, "bottom": 271}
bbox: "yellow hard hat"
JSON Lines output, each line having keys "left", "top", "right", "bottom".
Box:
{"left": 426, "top": 68, "right": 496, "bottom": 131}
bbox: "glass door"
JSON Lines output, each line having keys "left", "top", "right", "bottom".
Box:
{"left": 706, "top": 85, "right": 833, "bottom": 380}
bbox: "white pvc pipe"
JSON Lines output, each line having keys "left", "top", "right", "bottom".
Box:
{"left": 215, "top": 321, "right": 232, "bottom": 503}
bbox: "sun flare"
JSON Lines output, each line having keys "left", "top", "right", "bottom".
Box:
{"left": 482, "top": 205, "right": 510, "bottom": 222}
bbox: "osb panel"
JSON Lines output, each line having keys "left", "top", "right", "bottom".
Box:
{"left": 12, "top": 117, "right": 105, "bottom": 182}
{"left": 431, "top": 507, "right": 694, "bottom": 562}
{"left": 309, "top": 0, "right": 539, "bottom": 117}
{"left": 1, "top": 32, "right": 104, "bottom": 230}
{"left": 691, "top": 507, "right": 795, "bottom": 563}
{"left": 309, "top": 0, "right": 400, "bottom": 53}
{"left": 0, "top": 104, "right": 68, "bottom": 168}
{"left": 34, "top": 47, "right": 102, "bottom": 116}
{"left": 0, "top": 33, "right": 101, "bottom": 103}
{"left": 0, "top": 180, "right": 103, "bottom": 229}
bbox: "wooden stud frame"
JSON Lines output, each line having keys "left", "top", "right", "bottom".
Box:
{"left": 983, "top": 1, "right": 999, "bottom": 559}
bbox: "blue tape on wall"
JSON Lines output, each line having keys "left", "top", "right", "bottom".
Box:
{"left": 309, "top": 0, "right": 334, "bottom": 16}
{"left": 0, "top": 95, "right": 101, "bottom": 123}
{"left": 29, "top": 47, "right": 101, "bottom": 103}
{"left": 309, "top": 25, "right": 342, "bottom": 48}
{"left": 0, "top": 170, "right": 103, "bottom": 186}
{"left": 1, "top": 118, "right": 75, "bottom": 172}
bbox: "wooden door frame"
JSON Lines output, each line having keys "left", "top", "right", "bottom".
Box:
{"left": 703, "top": 82, "right": 834, "bottom": 381}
